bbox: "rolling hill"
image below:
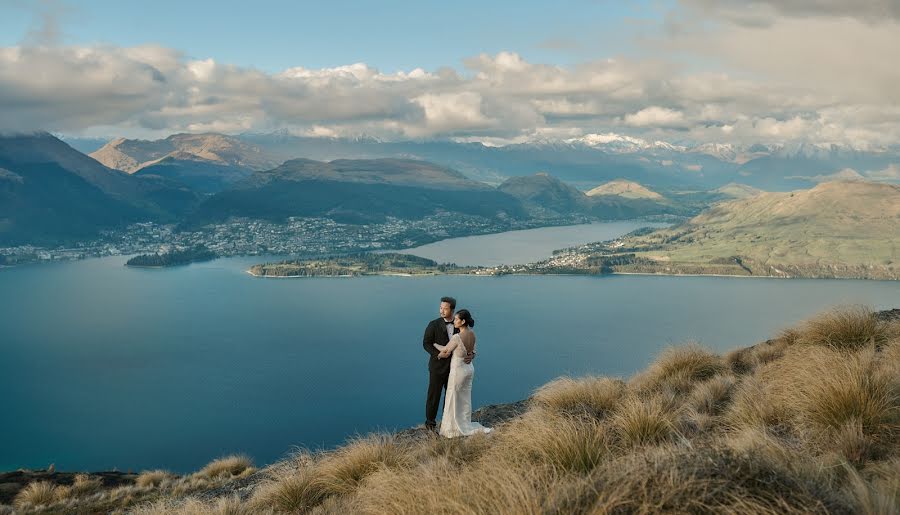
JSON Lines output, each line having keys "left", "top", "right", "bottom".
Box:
{"left": 0, "top": 133, "right": 200, "bottom": 245}
{"left": 186, "top": 158, "right": 528, "bottom": 226}
{"left": 589, "top": 181, "right": 900, "bottom": 279}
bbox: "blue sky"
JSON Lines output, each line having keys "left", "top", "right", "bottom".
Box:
{"left": 1, "top": 0, "right": 669, "bottom": 73}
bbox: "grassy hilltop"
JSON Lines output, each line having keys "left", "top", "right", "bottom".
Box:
{"left": 5, "top": 307, "right": 900, "bottom": 514}
{"left": 565, "top": 181, "right": 900, "bottom": 280}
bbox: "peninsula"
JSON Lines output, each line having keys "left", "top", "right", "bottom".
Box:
{"left": 125, "top": 246, "right": 217, "bottom": 268}
{"left": 247, "top": 253, "right": 473, "bottom": 277}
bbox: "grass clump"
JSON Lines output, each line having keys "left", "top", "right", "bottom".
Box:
{"left": 135, "top": 469, "right": 176, "bottom": 488}
{"left": 533, "top": 376, "right": 625, "bottom": 419}
{"left": 797, "top": 306, "right": 900, "bottom": 350}
{"left": 611, "top": 395, "right": 678, "bottom": 448}
{"left": 587, "top": 445, "right": 850, "bottom": 514}
{"left": 71, "top": 473, "right": 103, "bottom": 496}
{"left": 490, "top": 410, "right": 610, "bottom": 473}
{"left": 353, "top": 458, "right": 547, "bottom": 515}
{"left": 13, "top": 481, "right": 61, "bottom": 508}
{"left": 250, "top": 434, "right": 411, "bottom": 512}
{"left": 198, "top": 454, "right": 254, "bottom": 479}
{"left": 630, "top": 343, "right": 727, "bottom": 393}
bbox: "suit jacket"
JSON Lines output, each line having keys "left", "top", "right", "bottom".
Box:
{"left": 423, "top": 317, "right": 459, "bottom": 373}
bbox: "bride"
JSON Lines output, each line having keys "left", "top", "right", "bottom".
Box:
{"left": 433, "top": 309, "right": 492, "bottom": 438}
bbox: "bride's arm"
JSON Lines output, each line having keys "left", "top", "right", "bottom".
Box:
{"left": 434, "top": 336, "right": 459, "bottom": 357}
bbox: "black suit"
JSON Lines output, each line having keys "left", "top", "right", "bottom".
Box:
{"left": 423, "top": 317, "right": 459, "bottom": 428}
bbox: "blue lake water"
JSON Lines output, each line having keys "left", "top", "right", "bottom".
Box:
{"left": 394, "top": 220, "right": 668, "bottom": 266}
{"left": 0, "top": 224, "right": 897, "bottom": 473}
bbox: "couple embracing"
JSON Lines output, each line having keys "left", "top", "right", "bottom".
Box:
{"left": 422, "top": 296, "right": 492, "bottom": 438}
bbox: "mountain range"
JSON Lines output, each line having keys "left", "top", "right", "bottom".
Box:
{"left": 5, "top": 130, "right": 898, "bottom": 248}
{"left": 88, "top": 131, "right": 900, "bottom": 192}
{"left": 0, "top": 133, "right": 200, "bottom": 245}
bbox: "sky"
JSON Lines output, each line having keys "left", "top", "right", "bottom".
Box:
{"left": 1, "top": 0, "right": 899, "bottom": 148}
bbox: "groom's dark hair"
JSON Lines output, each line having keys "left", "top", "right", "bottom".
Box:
{"left": 440, "top": 296, "right": 457, "bottom": 309}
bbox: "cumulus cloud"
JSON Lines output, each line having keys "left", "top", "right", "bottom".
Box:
{"left": 624, "top": 107, "right": 686, "bottom": 128}
{"left": 3, "top": 1, "right": 900, "bottom": 148}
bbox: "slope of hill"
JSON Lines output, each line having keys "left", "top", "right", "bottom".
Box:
{"left": 498, "top": 173, "right": 593, "bottom": 217}
{"left": 499, "top": 173, "right": 692, "bottom": 220}
{"left": 714, "top": 183, "right": 764, "bottom": 199}
{"left": 134, "top": 152, "right": 254, "bottom": 194}
{"left": 187, "top": 158, "right": 527, "bottom": 226}
{"left": 586, "top": 179, "right": 663, "bottom": 200}
{"left": 6, "top": 308, "right": 898, "bottom": 514}
{"left": 91, "top": 133, "right": 278, "bottom": 173}
{"left": 575, "top": 181, "right": 900, "bottom": 279}
{"left": 0, "top": 133, "right": 200, "bottom": 245}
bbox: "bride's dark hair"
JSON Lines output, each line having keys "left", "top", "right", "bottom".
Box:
{"left": 456, "top": 309, "right": 475, "bottom": 328}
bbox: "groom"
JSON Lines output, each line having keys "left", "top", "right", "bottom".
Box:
{"left": 423, "top": 296, "right": 473, "bottom": 432}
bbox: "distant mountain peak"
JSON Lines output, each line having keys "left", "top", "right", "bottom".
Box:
{"left": 586, "top": 179, "right": 663, "bottom": 200}
{"left": 91, "top": 133, "right": 278, "bottom": 173}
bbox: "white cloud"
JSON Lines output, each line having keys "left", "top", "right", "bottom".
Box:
{"left": 624, "top": 107, "right": 686, "bottom": 127}
{"left": 2, "top": 12, "right": 900, "bottom": 149}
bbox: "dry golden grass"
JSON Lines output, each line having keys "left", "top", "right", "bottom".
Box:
{"left": 131, "top": 495, "right": 269, "bottom": 515}
{"left": 610, "top": 394, "right": 678, "bottom": 448}
{"left": 725, "top": 374, "right": 792, "bottom": 431}
{"left": 688, "top": 374, "right": 737, "bottom": 415}
{"left": 489, "top": 409, "right": 610, "bottom": 473}
{"left": 135, "top": 469, "right": 175, "bottom": 488}
{"left": 532, "top": 376, "right": 626, "bottom": 419}
{"left": 13, "top": 481, "right": 60, "bottom": 508}
{"left": 71, "top": 473, "right": 103, "bottom": 496}
{"left": 198, "top": 454, "right": 254, "bottom": 479}
{"left": 249, "top": 434, "right": 411, "bottom": 513}
{"left": 797, "top": 306, "right": 900, "bottom": 350}
{"left": 411, "top": 430, "right": 492, "bottom": 466}
{"left": 585, "top": 445, "right": 850, "bottom": 514}
{"left": 352, "top": 457, "right": 548, "bottom": 515}
{"left": 249, "top": 469, "right": 324, "bottom": 513}
{"left": 630, "top": 343, "right": 727, "bottom": 393}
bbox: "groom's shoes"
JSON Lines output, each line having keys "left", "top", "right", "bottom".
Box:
{"left": 425, "top": 423, "right": 438, "bottom": 436}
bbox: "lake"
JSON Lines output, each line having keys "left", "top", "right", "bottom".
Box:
{"left": 1, "top": 223, "right": 897, "bottom": 473}
{"left": 395, "top": 220, "right": 667, "bottom": 266}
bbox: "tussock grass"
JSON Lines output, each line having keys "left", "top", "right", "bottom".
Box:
{"left": 797, "top": 306, "right": 900, "bottom": 350}
{"left": 71, "top": 473, "right": 103, "bottom": 496}
{"left": 312, "top": 434, "right": 412, "bottom": 496}
{"left": 689, "top": 374, "right": 737, "bottom": 415}
{"left": 630, "top": 343, "right": 727, "bottom": 393}
{"left": 132, "top": 495, "right": 267, "bottom": 515}
{"left": 353, "top": 458, "right": 548, "bottom": 515}
{"left": 412, "top": 430, "right": 492, "bottom": 466}
{"left": 532, "top": 376, "right": 625, "bottom": 419}
{"left": 489, "top": 409, "right": 610, "bottom": 473}
{"left": 725, "top": 375, "right": 792, "bottom": 431}
{"left": 250, "top": 434, "right": 411, "bottom": 512}
{"left": 611, "top": 395, "right": 678, "bottom": 447}
{"left": 198, "top": 454, "right": 254, "bottom": 479}
{"left": 13, "top": 481, "right": 61, "bottom": 508}
{"left": 249, "top": 469, "right": 324, "bottom": 513}
{"left": 585, "top": 445, "right": 851, "bottom": 514}
{"left": 135, "top": 469, "right": 175, "bottom": 488}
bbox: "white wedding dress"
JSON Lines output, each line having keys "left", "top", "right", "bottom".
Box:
{"left": 436, "top": 333, "right": 492, "bottom": 438}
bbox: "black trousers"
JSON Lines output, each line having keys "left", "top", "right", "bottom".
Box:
{"left": 425, "top": 366, "right": 450, "bottom": 428}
